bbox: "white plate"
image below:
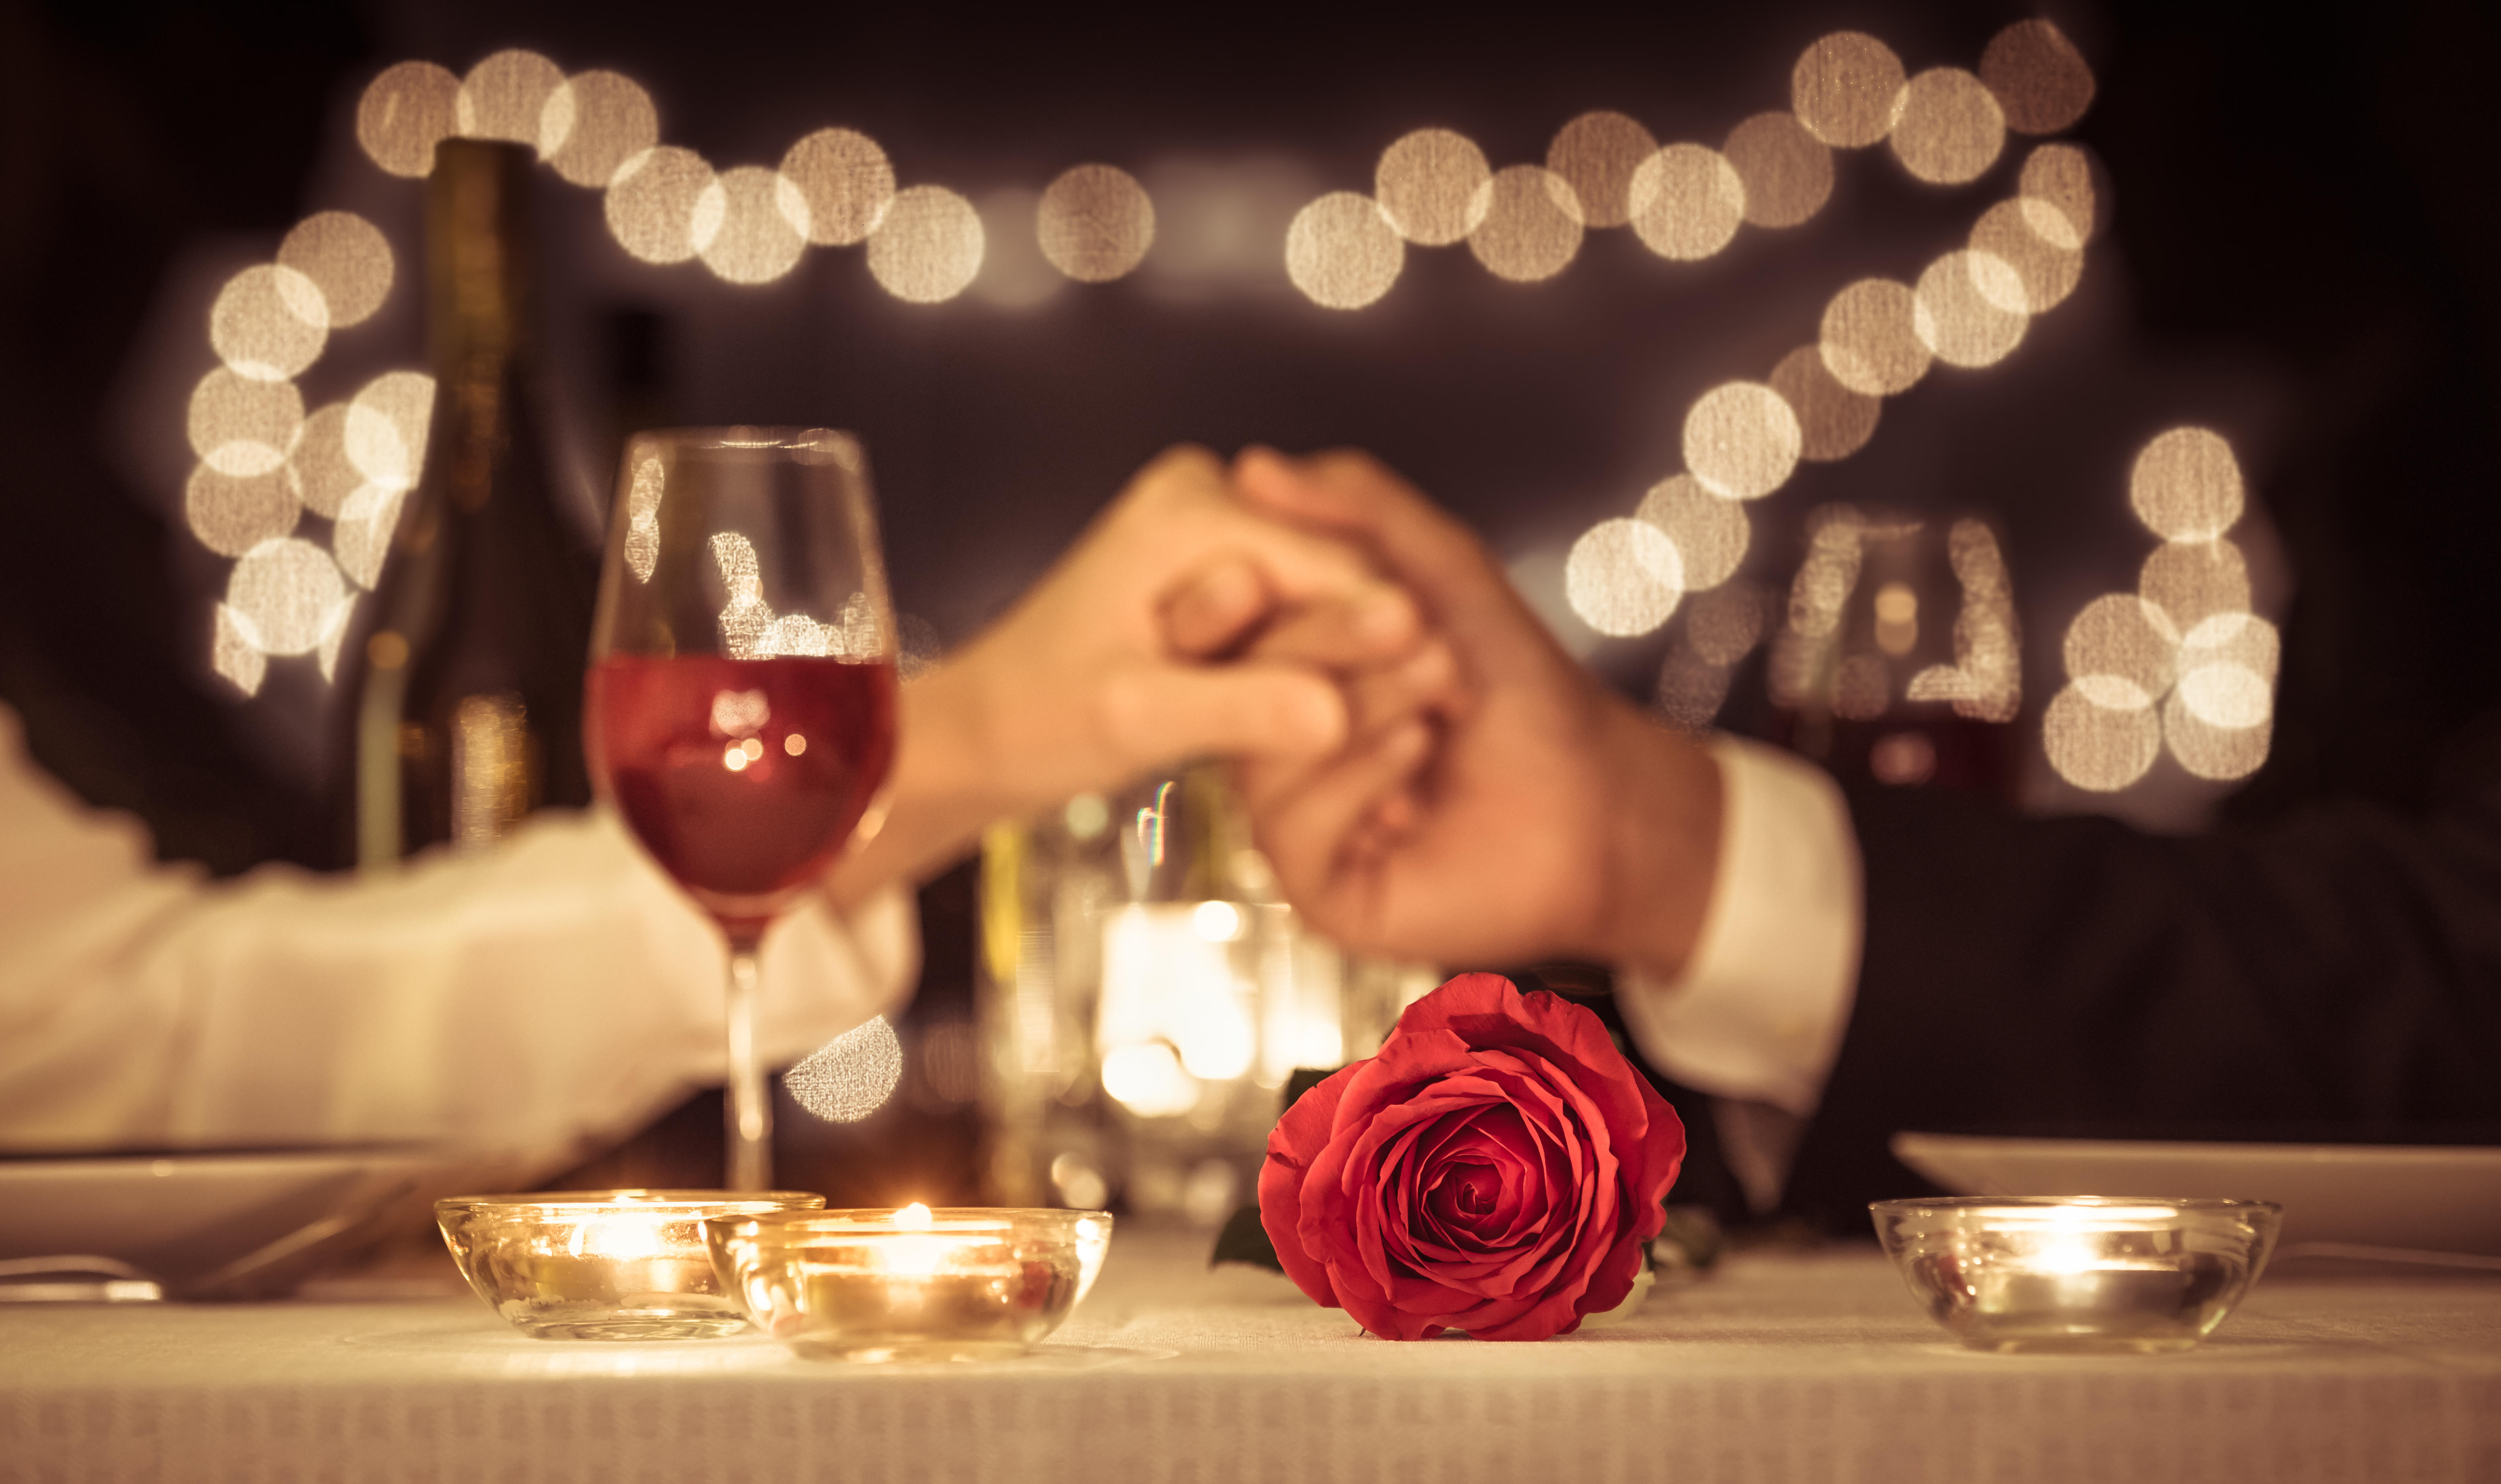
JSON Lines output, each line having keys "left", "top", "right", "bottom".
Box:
{"left": 1891, "top": 1132, "right": 2501, "bottom": 1255}
{"left": 0, "top": 1148, "right": 495, "bottom": 1298}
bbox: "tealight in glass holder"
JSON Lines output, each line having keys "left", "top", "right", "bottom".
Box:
{"left": 706, "top": 1204, "right": 1113, "bottom": 1361}
{"left": 1872, "top": 1196, "right": 2282, "bottom": 1354}
{"left": 436, "top": 1189, "right": 823, "bottom": 1340}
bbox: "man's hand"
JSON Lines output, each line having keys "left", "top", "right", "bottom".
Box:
{"left": 1228, "top": 448, "right": 1726, "bottom": 977}
{"left": 829, "top": 446, "right": 1426, "bottom": 903}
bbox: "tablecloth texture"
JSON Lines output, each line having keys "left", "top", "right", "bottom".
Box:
{"left": 5, "top": 1235, "right": 2497, "bottom": 1482}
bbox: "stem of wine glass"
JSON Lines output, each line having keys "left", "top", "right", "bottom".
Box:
{"left": 723, "top": 938, "right": 772, "bottom": 1192}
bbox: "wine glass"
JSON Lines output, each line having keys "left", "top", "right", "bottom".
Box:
{"left": 585, "top": 427, "right": 900, "bottom": 1190}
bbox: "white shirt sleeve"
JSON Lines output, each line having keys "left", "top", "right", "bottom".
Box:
{"left": 0, "top": 704, "right": 917, "bottom": 1171}
{"left": 1615, "top": 734, "right": 1862, "bottom": 1119}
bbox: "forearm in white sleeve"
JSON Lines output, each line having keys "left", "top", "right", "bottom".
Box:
{"left": 1615, "top": 734, "right": 1862, "bottom": 1118}
{"left": 0, "top": 705, "right": 917, "bottom": 1166}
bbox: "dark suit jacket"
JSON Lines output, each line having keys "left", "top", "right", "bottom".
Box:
{"left": 1771, "top": 4, "right": 2501, "bottom": 1231}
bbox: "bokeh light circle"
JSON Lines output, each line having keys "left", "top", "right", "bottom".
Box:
{"left": 2139, "top": 538, "right": 2252, "bottom": 636}
{"left": 2062, "top": 593, "right": 2178, "bottom": 702}
{"left": 209, "top": 265, "right": 329, "bottom": 382}
{"left": 868, "top": 185, "right": 986, "bottom": 304}
{"left": 1722, "top": 112, "right": 1833, "bottom": 229}
{"left": 189, "top": 369, "right": 305, "bottom": 477}
{"left": 1566, "top": 517, "right": 1686, "bottom": 637}
{"left": 2164, "top": 687, "right": 2271, "bottom": 781}
{"left": 186, "top": 464, "right": 300, "bottom": 558}
{"left": 226, "top": 538, "right": 349, "bottom": 657}
{"left": 455, "top": 50, "right": 565, "bottom": 151}
{"left": 2177, "top": 660, "right": 2272, "bottom": 730}
{"left": 2020, "top": 143, "right": 2099, "bottom": 245}
{"left": 1979, "top": 19, "right": 2097, "bottom": 136}
{"left": 785, "top": 1015, "right": 904, "bottom": 1123}
{"left": 697, "top": 166, "right": 810, "bottom": 285}
{"left": 1038, "top": 164, "right": 1157, "bottom": 283}
{"left": 783, "top": 127, "right": 896, "bottom": 246}
{"left": 1466, "top": 166, "right": 1584, "bottom": 283}
{"left": 1969, "top": 197, "right": 2083, "bottom": 313}
{"left": 333, "top": 484, "right": 408, "bottom": 590}
{"left": 1914, "top": 249, "right": 2029, "bottom": 367}
{"left": 1684, "top": 382, "right": 1803, "bottom": 501}
{"left": 1636, "top": 474, "right": 1749, "bottom": 590}
{"left": 287, "top": 404, "right": 361, "bottom": 517}
{"left": 1889, "top": 67, "right": 2006, "bottom": 185}
{"left": 357, "top": 61, "right": 460, "bottom": 178}
{"left": 345, "top": 371, "right": 436, "bottom": 491}
{"left": 1546, "top": 110, "right": 1657, "bottom": 229}
{"left": 542, "top": 71, "right": 659, "bottom": 188}
{"left": 1285, "top": 192, "right": 1404, "bottom": 310}
{"left": 277, "top": 213, "right": 393, "bottom": 329}
{"left": 1791, "top": 32, "right": 1908, "bottom": 149}
{"left": 2130, "top": 427, "right": 2245, "bottom": 540}
{"left": 1819, "top": 278, "right": 1931, "bottom": 396}
{"left": 1769, "top": 344, "right": 1881, "bottom": 461}
{"left": 2044, "top": 682, "right": 2161, "bottom": 791}
{"left": 1375, "top": 129, "right": 1493, "bottom": 246}
{"left": 2180, "top": 611, "right": 2280, "bottom": 686}
{"left": 1628, "top": 144, "right": 1745, "bottom": 261}
{"left": 605, "top": 146, "right": 720, "bottom": 265}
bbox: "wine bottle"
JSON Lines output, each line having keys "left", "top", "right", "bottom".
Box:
{"left": 345, "top": 138, "right": 597, "bottom": 866}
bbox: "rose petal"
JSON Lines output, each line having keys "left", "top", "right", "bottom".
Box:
{"left": 1260, "top": 1063, "right": 1356, "bottom": 1310}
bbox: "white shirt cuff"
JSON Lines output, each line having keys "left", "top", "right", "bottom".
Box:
{"left": 1616, "top": 735, "right": 1862, "bottom": 1118}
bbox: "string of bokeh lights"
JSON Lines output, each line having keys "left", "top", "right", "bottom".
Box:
{"left": 182, "top": 20, "right": 2268, "bottom": 795}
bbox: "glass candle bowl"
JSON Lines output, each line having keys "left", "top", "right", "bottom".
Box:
{"left": 436, "top": 1190, "right": 824, "bottom": 1340}
{"left": 1872, "top": 1196, "right": 2282, "bottom": 1354}
{"left": 705, "top": 1205, "right": 1114, "bottom": 1362}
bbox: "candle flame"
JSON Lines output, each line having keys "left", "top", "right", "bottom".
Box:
{"left": 894, "top": 1202, "right": 933, "bottom": 1231}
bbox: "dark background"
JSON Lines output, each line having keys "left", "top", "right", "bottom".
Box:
{"left": 5, "top": 0, "right": 2497, "bottom": 1199}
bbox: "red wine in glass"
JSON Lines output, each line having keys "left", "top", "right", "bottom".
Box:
{"left": 589, "top": 655, "right": 897, "bottom": 935}
{"left": 585, "top": 427, "right": 900, "bottom": 1191}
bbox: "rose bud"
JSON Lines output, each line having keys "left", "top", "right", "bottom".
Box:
{"left": 1258, "top": 973, "right": 1686, "bottom": 1341}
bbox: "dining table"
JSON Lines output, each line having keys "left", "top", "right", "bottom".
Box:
{"left": 4, "top": 1229, "right": 2495, "bottom": 1482}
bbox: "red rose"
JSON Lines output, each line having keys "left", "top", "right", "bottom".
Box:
{"left": 1258, "top": 972, "right": 1686, "bottom": 1341}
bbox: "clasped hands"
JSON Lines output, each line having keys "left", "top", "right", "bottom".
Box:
{"left": 833, "top": 445, "right": 1723, "bottom": 983}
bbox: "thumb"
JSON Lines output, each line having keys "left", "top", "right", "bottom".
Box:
{"left": 1098, "top": 662, "right": 1349, "bottom": 770}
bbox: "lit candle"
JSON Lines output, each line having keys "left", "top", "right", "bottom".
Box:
{"left": 704, "top": 1205, "right": 1114, "bottom": 1361}
{"left": 1871, "top": 1196, "right": 2281, "bottom": 1354}
{"left": 437, "top": 1190, "right": 823, "bottom": 1341}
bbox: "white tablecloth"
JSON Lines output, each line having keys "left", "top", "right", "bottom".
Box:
{"left": 4, "top": 1234, "right": 2497, "bottom": 1482}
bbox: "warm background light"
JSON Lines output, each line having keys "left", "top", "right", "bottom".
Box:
{"left": 1465, "top": 166, "right": 1583, "bottom": 283}
{"left": 356, "top": 61, "right": 459, "bottom": 178}
{"left": 1889, "top": 68, "right": 2006, "bottom": 185}
{"left": 1566, "top": 517, "right": 1685, "bottom": 637}
{"left": 1627, "top": 143, "right": 1745, "bottom": 260}
{"left": 454, "top": 50, "right": 565, "bottom": 151}
{"left": 1286, "top": 192, "right": 1403, "bottom": 309}
{"left": 541, "top": 71, "right": 659, "bottom": 188}
{"left": 1769, "top": 344, "right": 1880, "bottom": 461}
{"left": 868, "top": 185, "right": 986, "bottom": 304}
{"left": 276, "top": 212, "right": 394, "bottom": 327}
{"left": 1682, "top": 381, "right": 1802, "bottom": 500}
{"left": 697, "top": 166, "right": 811, "bottom": 285}
{"left": 1979, "top": 20, "right": 2097, "bottom": 136}
{"left": 1791, "top": 32, "right": 1907, "bottom": 149}
{"left": 1722, "top": 112, "right": 1832, "bottom": 229}
{"left": 1819, "top": 278, "right": 1931, "bottom": 396}
{"left": 605, "top": 145, "right": 720, "bottom": 265}
{"left": 1036, "top": 164, "right": 1157, "bottom": 284}
{"left": 1374, "top": 128, "right": 1492, "bottom": 246}
{"left": 1545, "top": 110, "right": 1656, "bottom": 229}
{"left": 1635, "top": 474, "right": 1748, "bottom": 590}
